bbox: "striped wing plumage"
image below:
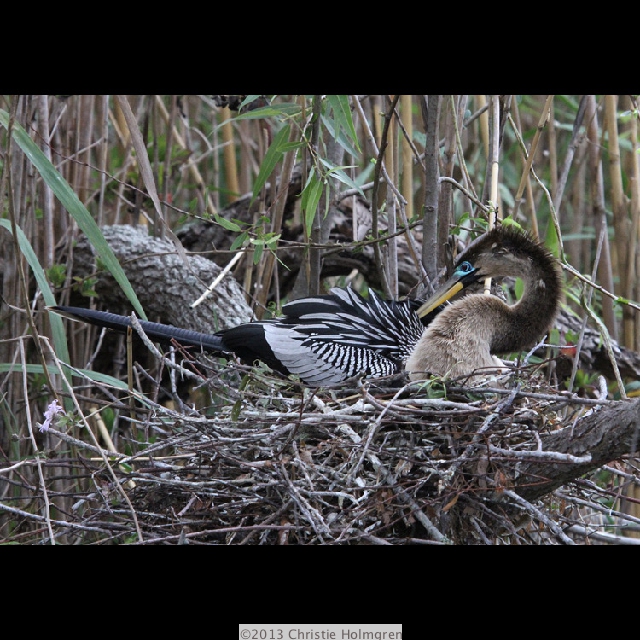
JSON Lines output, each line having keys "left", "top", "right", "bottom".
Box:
{"left": 259, "top": 287, "right": 426, "bottom": 385}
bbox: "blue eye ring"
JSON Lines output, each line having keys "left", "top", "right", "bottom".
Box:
{"left": 457, "top": 261, "right": 474, "bottom": 274}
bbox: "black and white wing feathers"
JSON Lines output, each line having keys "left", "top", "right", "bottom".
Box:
{"left": 226, "top": 287, "right": 426, "bottom": 385}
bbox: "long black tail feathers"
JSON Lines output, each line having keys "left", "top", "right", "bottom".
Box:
{"left": 50, "top": 305, "right": 228, "bottom": 354}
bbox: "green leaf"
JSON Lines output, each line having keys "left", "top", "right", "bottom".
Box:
{"left": 46, "top": 264, "right": 67, "bottom": 288}
{"left": 325, "top": 95, "right": 361, "bottom": 154}
{"left": 252, "top": 241, "right": 264, "bottom": 265}
{"left": 251, "top": 124, "right": 291, "bottom": 204}
{"left": 213, "top": 213, "right": 242, "bottom": 232}
{"left": 0, "top": 362, "right": 133, "bottom": 392}
{"left": 238, "top": 95, "right": 262, "bottom": 110}
{"left": 318, "top": 157, "right": 364, "bottom": 195}
{"left": 300, "top": 169, "right": 324, "bottom": 236}
{"left": 514, "top": 277, "right": 524, "bottom": 300}
{"left": 0, "top": 219, "right": 72, "bottom": 390}
{"left": 234, "top": 103, "right": 302, "bottom": 120}
{"left": 321, "top": 111, "right": 360, "bottom": 158}
{"left": 500, "top": 216, "right": 523, "bottom": 231}
{"left": 264, "top": 233, "right": 281, "bottom": 250}
{"left": 0, "top": 109, "right": 146, "bottom": 321}
{"left": 278, "top": 141, "right": 305, "bottom": 152}
{"left": 230, "top": 231, "right": 249, "bottom": 252}
{"left": 544, "top": 219, "right": 561, "bottom": 258}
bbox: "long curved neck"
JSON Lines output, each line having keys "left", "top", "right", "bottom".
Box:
{"left": 489, "top": 259, "right": 560, "bottom": 354}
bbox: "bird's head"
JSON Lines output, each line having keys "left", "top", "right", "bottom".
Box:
{"left": 415, "top": 224, "right": 561, "bottom": 319}
{"left": 457, "top": 225, "right": 559, "bottom": 283}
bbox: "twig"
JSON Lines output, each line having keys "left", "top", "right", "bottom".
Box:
{"left": 191, "top": 250, "right": 245, "bottom": 308}
{"left": 338, "top": 422, "right": 449, "bottom": 544}
{"left": 502, "top": 490, "right": 576, "bottom": 545}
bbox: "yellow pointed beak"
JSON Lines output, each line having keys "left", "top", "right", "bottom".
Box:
{"left": 416, "top": 279, "right": 465, "bottom": 318}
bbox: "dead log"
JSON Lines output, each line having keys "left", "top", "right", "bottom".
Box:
{"left": 515, "top": 397, "right": 640, "bottom": 502}
{"left": 68, "top": 224, "right": 252, "bottom": 332}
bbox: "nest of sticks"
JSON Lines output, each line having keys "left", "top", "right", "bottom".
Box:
{"left": 19, "top": 349, "right": 639, "bottom": 546}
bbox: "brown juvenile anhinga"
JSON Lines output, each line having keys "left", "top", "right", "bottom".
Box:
{"left": 406, "top": 224, "right": 562, "bottom": 380}
{"left": 51, "top": 261, "right": 477, "bottom": 387}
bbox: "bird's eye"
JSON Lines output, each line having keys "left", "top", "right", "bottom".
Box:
{"left": 458, "top": 261, "right": 474, "bottom": 274}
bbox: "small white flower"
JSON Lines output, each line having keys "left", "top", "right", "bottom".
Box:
{"left": 38, "top": 399, "right": 65, "bottom": 433}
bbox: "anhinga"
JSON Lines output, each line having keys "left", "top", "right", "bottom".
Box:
{"left": 406, "top": 225, "right": 562, "bottom": 380}
{"left": 51, "top": 262, "right": 477, "bottom": 387}
{"left": 51, "top": 224, "right": 561, "bottom": 386}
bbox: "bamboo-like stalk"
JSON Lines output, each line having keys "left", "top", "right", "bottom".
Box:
{"left": 116, "top": 96, "right": 169, "bottom": 239}
{"left": 488, "top": 95, "right": 500, "bottom": 227}
{"left": 449, "top": 95, "right": 477, "bottom": 220}
{"left": 77, "top": 95, "right": 94, "bottom": 205}
{"left": 568, "top": 142, "right": 587, "bottom": 273}
{"left": 510, "top": 98, "right": 537, "bottom": 234}
{"left": 511, "top": 94, "right": 554, "bottom": 232}
{"left": 386, "top": 95, "right": 398, "bottom": 298}
{"left": 388, "top": 96, "right": 426, "bottom": 290}
{"left": 211, "top": 101, "right": 220, "bottom": 212}
{"left": 286, "top": 95, "right": 322, "bottom": 300}
{"left": 420, "top": 95, "right": 441, "bottom": 288}
{"left": 439, "top": 96, "right": 458, "bottom": 271}
{"left": 221, "top": 106, "right": 239, "bottom": 201}
{"left": 133, "top": 97, "right": 150, "bottom": 228}
{"left": 548, "top": 96, "right": 558, "bottom": 203}
{"left": 400, "top": 95, "right": 414, "bottom": 219}
{"left": 37, "top": 96, "right": 55, "bottom": 268}
{"left": 585, "top": 95, "right": 617, "bottom": 340}
{"left": 161, "top": 95, "right": 177, "bottom": 230}
{"left": 110, "top": 97, "right": 134, "bottom": 223}
{"left": 237, "top": 119, "right": 253, "bottom": 196}
{"left": 242, "top": 120, "right": 269, "bottom": 308}
{"left": 7, "top": 100, "right": 76, "bottom": 532}
{"left": 153, "top": 94, "right": 218, "bottom": 216}
{"left": 97, "top": 95, "right": 109, "bottom": 228}
{"left": 150, "top": 96, "right": 161, "bottom": 224}
{"left": 628, "top": 98, "right": 640, "bottom": 354}
{"left": 355, "top": 95, "right": 426, "bottom": 293}
{"left": 605, "top": 95, "right": 630, "bottom": 341}
{"left": 553, "top": 95, "right": 587, "bottom": 221}
{"left": 368, "top": 95, "right": 400, "bottom": 298}
{"left": 480, "top": 96, "right": 510, "bottom": 219}
{"left": 474, "top": 94, "right": 489, "bottom": 159}
{"left": 616, "top": 98, "right": 640, "bottom": 536}
{"left": 483, "top": 95, "right": 502, "bottom": 297}
{"left": 254, "top": 124, "right": 298, "bottom": 314}
{"left": 373, "top": 95, "right": 382, "bottom": 150}
{"left": 438, "top": 95, "right": 470, "bottom": 264}
{"left": 112, "top": 95, "right": 130, "bottom": 148}
{"left": 0, "top": 98, "right": 22, "bottom": 457}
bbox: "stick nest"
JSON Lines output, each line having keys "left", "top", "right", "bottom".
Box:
{"left": 21, "top": 356, "right": 636, "bottom": 546}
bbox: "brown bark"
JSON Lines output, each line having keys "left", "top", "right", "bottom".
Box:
{"left": 66, "top": 224, "right": 252, "bottom": 333}
{"left": 514, "top": 398, "right": 640, "bottom": 502}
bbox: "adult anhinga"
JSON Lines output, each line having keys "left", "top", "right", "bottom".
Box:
{"left": 51, "top": 224, "right": 561, "bottom": 386}
{"left": 51, "top": 261, "right": 477, "bottom": 387}
{"left": 406, "top": 225, "right": 562, "bottom": 380}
